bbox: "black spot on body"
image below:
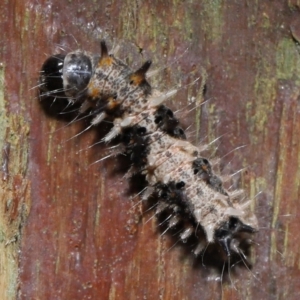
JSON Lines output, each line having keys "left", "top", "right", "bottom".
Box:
{"left": 121, "top": 126, "right": 150, "bottom": 167}
{"left": 192, "top": 158, "right": 227, "bottom": 195}
{"left": 215, "top": 217, "right": 256, "bottom": 257}
{"left": 154, "top": 105, "right": 186, "bottom": 139}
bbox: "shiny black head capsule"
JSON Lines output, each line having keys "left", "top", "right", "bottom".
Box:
{"left": 39, "top": 54, "right": 66, "bottom": 97}
{"left": 62, "top": 51, "right": 93, "bottom": 99}
{"left": 39, "top": 51, "right": 93, "bottom": 100}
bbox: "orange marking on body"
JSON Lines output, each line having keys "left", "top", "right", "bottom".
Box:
{"left": 98, "top": 56, "right": 113, "bottom": 67}
{"left": 130, "top": 61, "right": 151, "bottom": 86}
{"left": 87, "top": 82, "right": 100, "bottom": 99}
{"left": 90, "top": 87, "right": 100, "bottom": 98}
{"left": 130, "top": 73, "right": 144, "bottom": 86}
{"left": 107, "top": 99, "right": 119, "bottom": 110}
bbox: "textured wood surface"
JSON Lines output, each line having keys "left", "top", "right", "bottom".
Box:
{"left": 1, "top": 0, "right": 300, "bottom": 299}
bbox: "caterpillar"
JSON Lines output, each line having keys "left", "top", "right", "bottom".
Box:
{"left": 39, "top": 40, "right": 258, "bottom": 266}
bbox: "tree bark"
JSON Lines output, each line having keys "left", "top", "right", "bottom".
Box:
{"left": 1, "top": 0, "right": 300, "bottom": 299}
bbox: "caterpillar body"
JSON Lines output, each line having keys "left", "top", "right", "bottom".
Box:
{"left": 39, "top": 41, "right": 258, "bottom": 264}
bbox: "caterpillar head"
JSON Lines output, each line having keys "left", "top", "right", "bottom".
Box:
{"left": 40, "top": 51, "right": 93, "bottom": 101}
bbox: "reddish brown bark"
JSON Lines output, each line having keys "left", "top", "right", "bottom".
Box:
{"left": 1, "top": 0, "right": 300, "bottom": 299}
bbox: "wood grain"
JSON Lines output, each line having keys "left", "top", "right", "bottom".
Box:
{"left": 1, "top": 0, "right": 300, "bottom": 299}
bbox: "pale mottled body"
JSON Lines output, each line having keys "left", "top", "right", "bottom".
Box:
{"left": 40, "top": 41, "right": 258, "bottom": 258}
